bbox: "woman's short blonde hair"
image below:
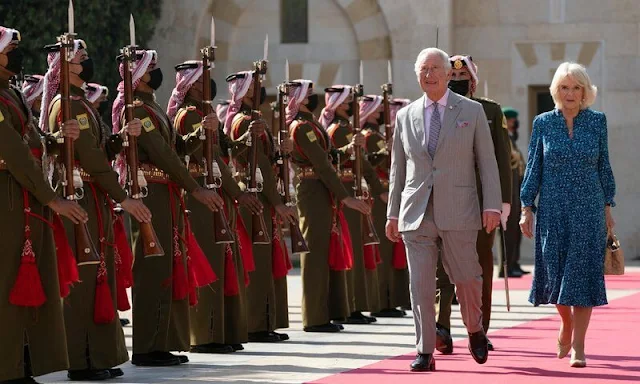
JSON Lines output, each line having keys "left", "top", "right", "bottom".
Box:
{"left": 549, "top": 62, "right": 598, "bottom": 110}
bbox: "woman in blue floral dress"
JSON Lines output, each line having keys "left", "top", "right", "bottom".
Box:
{"left": 519, "top": 62, "right": 616, "bottom": 368}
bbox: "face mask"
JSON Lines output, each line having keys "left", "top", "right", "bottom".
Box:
{"left": 97, "top": 102, "right": 109, "bottom": 117}
{"left": 345, "top": 103, "right": 354, "bottom": 117}
{"left": 375, "top": 114, "right": 385, "bottom": 126}
{"left": 78, "top": 58, "right": 94, "bottom": 83}
{"left": 260, "top": 86, "right": 267, "bottom": 105}
{"left": 147, "top": 68, "right": 163, "bottom": 90}
{"left": 4, "top": 47, "right": 24, "bottom": 75}
{"left": 210, "top": 79, "right": 217, "bottom": 99}
{"left": 306, "top": 94, "right": 319, "bottom": 112}
{"left": 448, "top": 79, "right": 470, "bottom": 96}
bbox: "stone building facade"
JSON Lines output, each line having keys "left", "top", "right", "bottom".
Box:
{"left": 150, "top": 0, "right": 640, "bottom": 259}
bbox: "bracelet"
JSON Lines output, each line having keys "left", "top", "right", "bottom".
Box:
{"left": 521, "top": 206, "right": 533, "bottom": 214}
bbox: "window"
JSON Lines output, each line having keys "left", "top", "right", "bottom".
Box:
{"left": 281, "top": 0, "right": 308, "bottom": 44}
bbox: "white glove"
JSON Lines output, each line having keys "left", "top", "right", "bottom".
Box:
{"left": 501, "top": 203, "right": 511, "bottom": 230}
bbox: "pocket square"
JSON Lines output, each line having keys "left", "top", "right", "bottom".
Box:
{"left": 456, "top": 120, "right": 469, "bottom": 128}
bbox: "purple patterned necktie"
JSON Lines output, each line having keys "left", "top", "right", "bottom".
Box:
{"left": 428, "top": 103, "right": 441, "bottom": 158}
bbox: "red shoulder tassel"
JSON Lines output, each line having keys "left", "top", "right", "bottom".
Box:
{"left": 338, "top": 210, "right": 354, "bottom": 269}
{"left": 171, "top": 228, "right": 189, "bottom": 301}
{"left": 52, "top": 214, "right": 78, "bottom": 298}
{"left": 10, "top": 237, "right": 46, "bottom": 307}
{"left": 113, "top": 216, "right": 133, "bottom": 288}
{"left": 115, "top": 263, "right": 131, "bottom": 312}
{"left": 328, "top": 210, "right": 352, "bottom": 271}
{"left": 94, "top": 271, "right": 116, "bottom": 324}
{"left": 363, "top": 244, "right": 378, "bottom": 270}
{"left": 223, "top": 244, "right": 240, "bottom": 296}
{"left": 392, "top": 239, "right": 408, "bottom": 269}
{"left": 186, "top": 226, "right": 217, "bottom": 287}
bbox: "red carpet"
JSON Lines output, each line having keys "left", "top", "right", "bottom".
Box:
{"left": 312, "top": 278, "right": 640, "bottom": 384}
{"left": 492, "top": 271, "right": 640, "bottom": 291}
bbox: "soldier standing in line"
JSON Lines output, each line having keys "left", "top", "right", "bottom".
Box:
{"left": 0, "top": 25, "right": 88, "bottom": 384}
{"left": 225, "top": 70, "right": 297, "bottom": 343}
{"left": 41, "top": 38, "right": 152, "bottom": 381}
{"left": 287, "top": 79, "right": 370, "bottom": 332}
{"left": 21, "top": 74, "right": 44, "bottom": 118}
{"left": 167, "top": 61, "right": 263, "bottom": 353}
{"left": 111, "top": 49, "right": 224, "bottom": 366}
{"left": 320, "top": 87, "right": 386, "bottom": 324}
{"left": 500, "top": 107, "right": 528, "bottom": 277}
{"left": 434, "top": 55, "right": 512, "bottom": 353}
{"left": 361, "top": 96, "right": 411, "bottom": 317}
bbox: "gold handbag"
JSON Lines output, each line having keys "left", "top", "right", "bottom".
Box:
{"left": 604, "top": 233, "right": 624, "bottom": 275}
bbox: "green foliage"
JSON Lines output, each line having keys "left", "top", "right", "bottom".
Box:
{"left": 0, "top": 0, "right": 161, "bottom": 120}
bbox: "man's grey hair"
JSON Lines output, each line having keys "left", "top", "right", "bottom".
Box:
{"left": 414, "top": 47, "right": 451, "bottom": 78}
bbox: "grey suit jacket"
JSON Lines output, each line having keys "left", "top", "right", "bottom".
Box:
{"left": 387, "top": 92, "right": 501, "bottom": 232}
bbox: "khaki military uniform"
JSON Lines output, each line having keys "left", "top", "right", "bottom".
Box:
{"left": 173, "top": 96, "right": 248, "bottom": 346}
{"left": 502, "top": 136, "right": 525, "bottom": 273}
{"left": 229, "top": 106, "right": 290, "bottom": 334}
{"left": 48, "top": 85, "right": 128, "bottom": 370}
{"left": 436, "top": 97, "right": 512, "bottom": 333}
{"left": 0, "top": 78, "right": 68, "bottom": 381}
{"left": 363, "top": 122, "right": 410, "bottom": 310}
{"left": 125, "top": 90, "right": 203, "bottom": 354}
{"left": 326, "top": 116, "right": 384, "bottom": 313}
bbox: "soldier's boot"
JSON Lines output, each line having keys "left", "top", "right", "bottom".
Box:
{"left": 67, "top": 369, "right": 111, "bottom": 381}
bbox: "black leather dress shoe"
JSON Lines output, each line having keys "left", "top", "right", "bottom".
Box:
{"left": 304, "top": 323, "right": 341, "bottom": 333}
{"left": 468, "top": 331, "right": 489, "bottom": 364}
{"left": 371, "top": 308, "right": 406, "bottom": 318}
{"left": 499, "top": 269, "right": 523, "bottom": 278}
{"left": 435, "top": 324, "right": 453, "bottom": 355}
{"left": 131, "top": 352, "right": 181, "bottom": 366}
{"left": 364, "top": 314, "right": 377, "bottom": 323}
{"left": 119, "top": 318, "right": 130, "bottom": 327}
{"left": 274, "top": 331, "right": 289, "bottom": 341}
{"left": 410, "top": 354, "right": 435, "bottom": 372}
{"left": 515, "top": 265, "right": 531, "bottom": 275}
{"left": 109, "top": 368, "right": 124, "bottom": 378}
{"left": 400, "top": 305, "right": 412, "bottom": 311}
{"left": 230, "top": 344, "right": 244, "bottom": 351}
{"left": 337, "top": 311, "right": 370, "bottom": 324}
{"left": 331, "top": 321, "right": 345, "bottom": 330}
{"left": 171, "top": 353, "right": 189, "bottom": 364}
{"left": 67, "top": 369, "right": 111, "bottom": 381}
{"left": 487, "top": 338, "right": 494, "bottom": 351}
{"left": 190, "top": 343, "right": 235, "bottom": 354}
{"left": 248, "top": 331, "right": 282, "bottom": 343}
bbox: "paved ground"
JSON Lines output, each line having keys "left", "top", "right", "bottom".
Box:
{"left": 40, "top": 264, "right": 640, "bottom": 384}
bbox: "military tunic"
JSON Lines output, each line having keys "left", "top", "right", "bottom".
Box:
{"left": 326, "top": 116, "right": 384, "bottom": 313}
{"left": 173, "top": 96, "right": 248, "bottom": 345}
{"left": 229, "top": 106, "right": 290, "bottom": 333}
{"left": 48, "top": 85, "right": 128, "bottom": 370}
{"left": 0, "top": 79, "right": 68, "bottom": 381}
{"left": 290, "top": 111, "right": 352, "bottom": 327}
{"left": 436, "top": 97, "right": 512, "bottom": 333}
{"left": 363, "top": 122, "right": 410, "bottom": 310}
{"left": 502, "top": 135, "right": 524, "bottom": 272}
{"left": 127, "top": 90, "right": 202, "bottom": 354}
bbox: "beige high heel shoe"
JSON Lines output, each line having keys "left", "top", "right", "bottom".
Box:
{"left": 570, "top": 347, "right": 587, "bottom": 367}
{"left": 557, "top": 339, "right": 571, "bottom": 359}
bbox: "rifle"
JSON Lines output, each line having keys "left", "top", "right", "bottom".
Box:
{"left": 201, "top": 18, "right": 233, "bottom": 244}
{"left": 353, "top": 63, "right": 380, "bottom": 246}
{"left": 381, "top": 60, "right": 393, "bottom": 169}
{"left": 121, "top": 15, "right": 164, "bottom": 257}
{"left": 58, "top": 1, "right": 100, "bottom": 265}
{"left": 277, "top": 74, "right": 308, "bottom": 253}
{"left": 247, "top": 52, "right": 270, "bottom": 245}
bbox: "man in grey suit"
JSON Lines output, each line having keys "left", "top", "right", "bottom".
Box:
{"left": 386, "top": 47, "right": 502, "bottom": 372}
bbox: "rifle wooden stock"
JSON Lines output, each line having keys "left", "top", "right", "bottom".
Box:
{"left": 122, "top": 46, "right": 164, "bottom": 257}
{"left": 202, "top": 48, "right": 233, "bottom": 244}
{"left": 59, "top": 34, "right": 100, "bottom": 266}
{"left": 249, "top": 63, "right": 270, "bottom": 245}
{"left": 278, "top": 84, "right": 308, "bottom": 254}
{"left": 352, "top": 86, "right": 379, "bottom": 246}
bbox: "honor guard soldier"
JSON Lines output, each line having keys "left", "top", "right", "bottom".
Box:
{"left": 435, "top": 55, "right": 512, "bottom": 353}
{"left": 21, "top": 74, "right": 44, "bottom": 118}
{"left": 287, "top": 80, "right": 370, "bottom": 332}
{"left": 500, "top": 107, "right": 528, "bottom": 277}
{"left": 111, "top": 49, "right": 224, "bottom": 367}
{"left": 168, "top": 61, "right": 263, "bottom": 353}
{"left": 0, "top": 26, "right": 89, "bottom": 384}
{"left": 42, "top": 38, "right": 153, "bottom": 381}
{"left": 225, "top": 71, "right": 297, "bottom": 343}
{"left": 320, "top": 87, "right": 386, "bottom": 324}
{"left": 360, "top": 96, "right": 411, "bottom": 317}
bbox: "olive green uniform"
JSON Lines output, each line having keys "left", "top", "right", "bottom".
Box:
{"left": 501, "top": 136, "right": 525, "bottom": 273}
{"left": 290, "top": 111, "right": 352, "bottom": 327}
{"left": 0, "top": 78, "right": 69, "bottom": 381}
{"left": 48, "top": 86, "right": 128, "bottom": 370}
{"left": 363, "top": 122, "right": 410, "bottom": 310}
{"left": 326, "top": 116, "right": 384, "bottom": 313}
{"left": 436, "top": 97, "right": 512, "bottom": 333}
{"left": 229, "top": 106, "right": 290, "bottom": 333}
{"left": 126, "top": 90, "right": 203, "bottom": 354}
{"left": 173, "top": 96, "right": 248, "bottom": 345}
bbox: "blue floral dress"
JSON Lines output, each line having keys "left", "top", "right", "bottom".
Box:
{"left": 521, "top": 108, "right": 615, "bottom": 307}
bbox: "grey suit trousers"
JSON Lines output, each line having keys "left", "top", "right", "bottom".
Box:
{"left": 403, "top": 199, "right": 484, "bottom": 354}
